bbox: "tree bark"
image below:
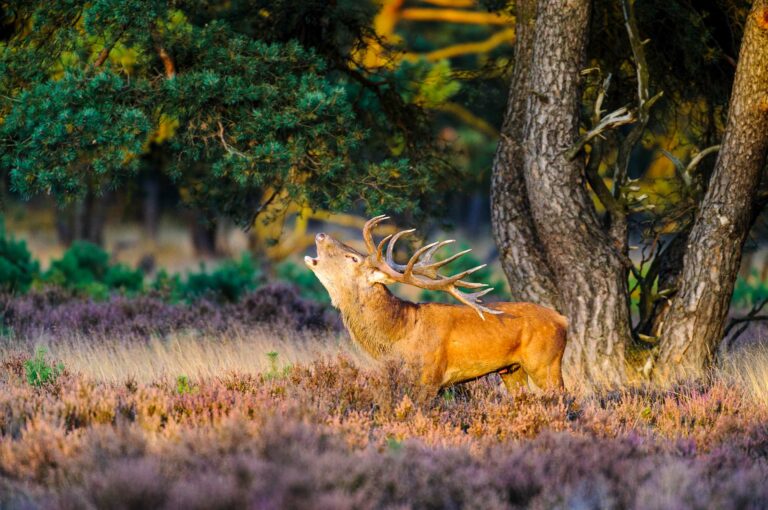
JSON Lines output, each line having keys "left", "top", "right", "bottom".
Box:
{"left": 191, "top": 217, "right": 218, "bottom": 257}
{"left": 655, "top": 1, "right": 768, "bottom": 379}
{"left": 490, "top": 0, "right": 560, "bottom": 310}
{"left": 521, "top": 0, "right": 632, "bottom": 386}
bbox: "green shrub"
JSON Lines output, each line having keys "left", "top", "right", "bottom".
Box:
{"left": 180, "top": 254, "right": 262, "bottom": 302}
{"left": 176, "top": 375, "right": 196, "bottom": 395}
{"left": 46, "top": 241, "right": 143, "bottom": 297}
{"left": 0, "top": 220, "right": 39, "bottom": 293}
{"left": 276, "top": 260, "right": 330, "bottom": 304}
{"left": 24, "top": 347, "right": 64, "bottom": 388}
{"left": 104, "top": 263, "right": 144, "bottom": 293}
{"left": 732, "top": 269, "right": 768, "bottom": 309}
{"left": 151, "top": 269, "right": 184, "bottom": 302}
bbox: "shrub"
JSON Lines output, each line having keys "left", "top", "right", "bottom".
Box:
{"left": 23, "top": 347, "right": 63, "bottom": 387}
{"left": 180, "top": 254, "right": 262, "bottom": 302}
{"left": 0, "top": 219, "right": 39, "bottom": 293}
{"left": 732, "top": 269, "right": 768, "bottom": 309}
{"left": 46, "top": 241, "right": 143, "bottom": 297}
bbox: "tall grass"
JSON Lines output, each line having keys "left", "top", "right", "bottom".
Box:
{"left": 719, "top": 343, "right": 768, "bottom": 406}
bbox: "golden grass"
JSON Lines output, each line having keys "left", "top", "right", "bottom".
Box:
{"left": 20, "top": 327, "right": 371, "bottom": 384}
{"left": 719, "top": 344, "right": 768, "bottom": 407}
{"left": 6, "top": 323, "right": 768, "bottom": 408}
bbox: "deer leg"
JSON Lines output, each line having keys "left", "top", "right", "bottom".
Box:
{"left": 500, "top": 365, "right": 529, "bottom": 392}
{"left": 527, "top": 360, "right": 564, "bottom": 391}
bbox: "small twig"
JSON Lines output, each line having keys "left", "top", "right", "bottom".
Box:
{"left": 724, "top": 297, "right": 768, "bottom": 340}
{"left": 244, "top": 188, "right": 282, "bottom": 231}
{"left": 217, "top": 121, "right": 248, "bottom": 158}
{"left": 566, "top": 106, "right": 634, "bottom": 160}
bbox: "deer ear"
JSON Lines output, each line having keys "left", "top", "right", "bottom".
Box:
{"left": 368, "top": 269, "right": 394, "bottom": 285}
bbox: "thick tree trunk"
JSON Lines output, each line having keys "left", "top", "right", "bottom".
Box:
{"left": 522, "top": 0, "right": 631, "bottom": 386}
{"left": 490, "top": 0, "right": 560, "bottom": 309}
{"left": 655, "top": 2, "right": 768, "bottom": 379}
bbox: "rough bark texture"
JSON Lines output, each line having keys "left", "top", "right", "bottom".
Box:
{"left": 490, "top": 0, "right": 560, "bottom": 310}
{"left": 520, "top": 0, "right": 631, "bottom": 386}
{"left": 656, "top": 2, "right": 768, "bottom": 378}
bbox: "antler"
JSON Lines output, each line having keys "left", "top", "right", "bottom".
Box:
{"left": 361, "top": 216, "right": 502, "bottom": 320}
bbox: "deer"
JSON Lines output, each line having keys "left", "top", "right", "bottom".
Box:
{"left": 304, "top": 215, "right": 567, "bottom": 391}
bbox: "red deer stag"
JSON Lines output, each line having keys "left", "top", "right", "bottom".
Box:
{"left": 305, "top": 215, "right": 567, "bottom": 390}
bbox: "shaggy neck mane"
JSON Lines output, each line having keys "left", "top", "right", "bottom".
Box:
{"left": 336, "top": 283, "right": 415, "bottom": 358}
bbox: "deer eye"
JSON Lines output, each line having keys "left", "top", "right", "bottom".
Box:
{"left": 347, "top": 255, "right": 359, "bottom": 263}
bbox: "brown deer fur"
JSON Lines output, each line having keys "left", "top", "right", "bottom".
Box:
{"left": 306, "top": 232, "right": 567, "bottom": 390}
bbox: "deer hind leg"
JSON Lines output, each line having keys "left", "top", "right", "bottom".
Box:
{"left": 500, "top": 365, "right": 529, "bottom": 392}
{"left": 527, "top": 359, "right": 564, "bottom": 391}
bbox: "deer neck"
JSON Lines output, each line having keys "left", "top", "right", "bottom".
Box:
{"left": 336, "top": 283, "right": 415, "bottom": 359}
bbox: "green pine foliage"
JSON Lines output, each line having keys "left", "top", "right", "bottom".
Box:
{"left": 0, "top": 1, "right": 452, "bottom": 226}
{"left": 0, "top": 219, "right": 39, "bottom": 293}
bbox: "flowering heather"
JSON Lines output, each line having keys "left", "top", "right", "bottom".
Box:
{"left": 0, "top": 284, "right": 338, "bottom": 341}
{"left": 0, "top": 346, "right": 767, "bottom": 509}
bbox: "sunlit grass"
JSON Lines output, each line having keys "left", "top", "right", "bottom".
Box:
{"left": 3, "top": 327, "right": 369, "bottom": 384}
{"left": 719, "top": 343, "right": 768, "bottom": 407}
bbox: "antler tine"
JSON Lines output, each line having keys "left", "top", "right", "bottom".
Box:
{"left": 454, "top": 280, "right": 489, "bottom": 289}
{"left": 404, "top": 241, "right": 441, "bottom": 276}
{"left": 375, "top": 234, "right": 393, "bottom": 261}
{"left": 420, "top": 239, "right": 455, "bottom": 264}
{"left": 435, "top": 264, "right": 487, "bottom": 286}
{"left": 363, "top": 216, "right": 499, "bottom": 320}
{"left": 414, "top": 248, "right": 472, "bottom": 278}
{"left": 362, "top": 215, "right": 389, "bottom": 254}
{"left": 385, "top": 228, "right": 416, "bottom": 268}
{"left": 448, "top": 287, "right": 503, "bottom": 320}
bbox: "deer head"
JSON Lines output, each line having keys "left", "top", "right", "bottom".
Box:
{"left": 305, "top": 215, "right": 502, "bottom": 318}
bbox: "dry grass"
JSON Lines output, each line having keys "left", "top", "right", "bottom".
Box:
{"left": 719, "top": 344, "right": 768, "bottom": 406}
{"left": 6, "top": 327, "right": 370, "bottom": 384}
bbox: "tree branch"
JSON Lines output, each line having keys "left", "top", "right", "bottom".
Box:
{"left": 94, "top": 24, "right": 129, "bottom": 68}
{"left": 402, "top": 28, "right": 515, "bottom": 62}
{"left": 399, "top": 8, "right": 513, "bottom": 24}
{"left": 151, "top": 25, "right": 176, "bottom": 79}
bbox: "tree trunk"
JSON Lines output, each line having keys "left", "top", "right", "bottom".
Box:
{"left": 142, "top": 175, "right": 161, "bottom": 240}
{"left": 191, "top": 217, "right": 218, "bottom": 257}
{"left": 492, "top": 0, "right": 635, "bottom": 387}
{"left": 490, "top": 0, "right": 560, "bottom": 309}
{"left": 655, "top": 2, "right": 768, "bottom": 379}
{"left": 521, "top": 0, "right": 631, "bottom": 387}
{"left": 55, "top": 191, "right": 109, "bottom": 246}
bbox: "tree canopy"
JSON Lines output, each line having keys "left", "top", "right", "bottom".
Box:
{"left": 0, "top": 0, "right": 458, "bottom": 227}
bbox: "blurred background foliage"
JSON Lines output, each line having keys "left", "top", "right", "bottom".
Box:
{"left": 0, "top": 0, "right": 765, "bottom": 312}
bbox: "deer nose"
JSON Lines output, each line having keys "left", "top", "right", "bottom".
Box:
{"left": 316, "top": 233, "right": 326, "bottom": 242}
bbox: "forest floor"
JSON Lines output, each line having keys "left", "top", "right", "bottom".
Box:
{"left": 1, "top": 328, "right": 767, "bottom": 509}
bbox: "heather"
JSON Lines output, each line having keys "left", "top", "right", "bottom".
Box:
{"left": 0, "top": 342, "right": 767, "bottom": 509}
{"left": 0, "top": 284, "right": 337, "bottom": 342}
